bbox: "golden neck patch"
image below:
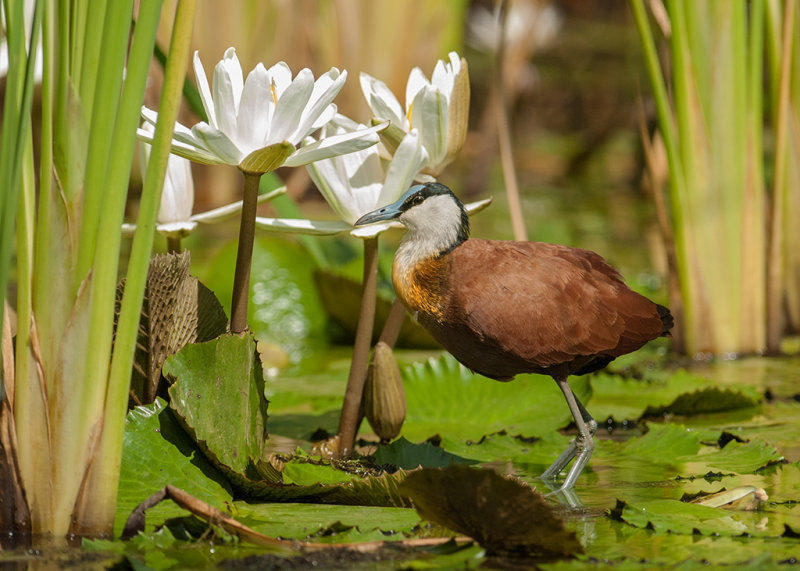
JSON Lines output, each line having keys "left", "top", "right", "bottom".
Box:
{"left": 392, "top": 255, "right": 449, "bottom": 319}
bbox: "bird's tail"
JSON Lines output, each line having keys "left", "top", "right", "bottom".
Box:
{"left": 657, "top": 304, "right": 674, "bottom": 337}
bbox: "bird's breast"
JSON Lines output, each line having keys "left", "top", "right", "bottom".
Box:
{"left": 392, "top": 253, "right": 450, "bottom": 320}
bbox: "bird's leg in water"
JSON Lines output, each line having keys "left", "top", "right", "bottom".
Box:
{"left": 541, "top": 376, "right": 597, "bottom": 491}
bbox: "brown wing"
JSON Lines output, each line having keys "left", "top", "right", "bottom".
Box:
{"left": 443, "top": 240, "right": 664, "bottom": 371}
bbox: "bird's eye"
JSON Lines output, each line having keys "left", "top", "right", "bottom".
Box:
{"left": 411, "top": 194, "right": 423, "bottom": 206}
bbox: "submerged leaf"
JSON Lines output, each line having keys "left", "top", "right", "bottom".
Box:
{"left": 399, "top": 465, "right": 582, "bottom": 557}
{"left": 372, "top": 437, "right": 476, "bottom": 470}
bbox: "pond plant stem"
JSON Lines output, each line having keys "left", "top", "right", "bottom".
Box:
{"left": 337, "top": 236, "right": 379, "bottom": 456}
{"left": 379, "top": 297, "right": 406, "bottom": 348}
{"left": 230, "top": 171, "right": 262, "bottom": 334}
{"left": 167, "top": 236, "right": 182, "bottom": 253}
{"left": 495, "top": 0, "right": 527, "bottom": 242}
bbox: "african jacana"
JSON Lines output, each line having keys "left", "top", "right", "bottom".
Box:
{"left": 355, "top": 182, "right": 673, "bottom": 492}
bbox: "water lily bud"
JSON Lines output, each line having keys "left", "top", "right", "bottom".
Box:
{"left": 363, "top": 342, "right": 406, "bottom": 443}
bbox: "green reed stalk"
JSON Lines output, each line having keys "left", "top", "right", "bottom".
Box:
{"left": 632, "top": 0, "right": 768, "bottom": 355}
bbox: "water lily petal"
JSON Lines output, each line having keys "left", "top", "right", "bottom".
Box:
{"left": 193, "top": 51, "right": 217, "bottom": 127}
{"left": 283, "top": 122, "right": 385, "bottom": 167}
{"left": 360, "top": 73, "right": 406, "bottom": 127}
{"left": 158, "top": 153, "right": 194, "bottom": 224}
{"left": 166, "top": 137, "right": 225, "bottom": 165}
{"left": 294, "top": 68, "right": 348, "bottom": 139}
{"left": 410, "top": 86, "right": 447, "bottom": 168}
{"left": 405, "top": 66, "right": 431, "bottom": 111}
{"left": 431, "top": 51, "right": 460, "bottom": 95}
{"left": 255, "top": 216, "right": 352, "bottom": 236}
{"left": 267, "top": 61, "right": 293, "bottom": 99}
{"left": 378, "top": 129, "right": 428, "bottom": 206}
{"left": 446, "top": 56, "right": 470, "bottom": 161}
{"left": 349, "top": 220, "right": 401, "bottom": 238}
{"left": 306, "top": 149, "right": 358, "bottom": 223}
{"left": 213, "top": 47, "right": 244, "bottom": 143}
{"left": 191, "top": 186, "right": 286, "bottom": 224}
{"left": 236, "top": 62, "right": 271, "bottom": 153}
{"left": 267, "top": 68, "right": 315, "bottom": 145}
{"left": 191, "top": 123, "right": 243, "bottom": 165}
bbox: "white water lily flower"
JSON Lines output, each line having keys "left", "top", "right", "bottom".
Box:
{"left": 360, "top": 51, "right": 469, "bottom": 177}
{"left": 255, "top": 115, "right": 491, "bottom": 239}
{"left": 138, "top": 47, "right": 384, "bottom": 175}
{"left": 124, "top": 122, "right": 286, "bottom": 239}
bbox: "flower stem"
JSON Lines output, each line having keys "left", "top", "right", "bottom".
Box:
{"left": 230, "top": 171, "right": 261, "bottom": 333}
{"left": 337, "top": 236, "right": 379, "bottom": 456}
{"left": 166, "top": 236, "right": 181, "bottom": 253}
{"left": 379, "top": 297, "right": 406, "bottom": 348}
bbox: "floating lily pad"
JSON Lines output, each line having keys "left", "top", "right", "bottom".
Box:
{"left": 164, "top": 332, "right": 269, "bottom": 489}
{"left": 601, "top": 423, "right": 782, "bottom": 479}
{"left": 611, "top": 498, "right": 800, "bottom": 539}
{"left": 401, "top": 354, "right": 592, "bottom": 443}
{"left": 589, "top": 370, "right": 760, "bottom": 422}
{"left": 399, "top": 464, "right": 583, "bottom": 557}
{"left": 115, "top": 399, "right": 233, "bottom": 537}
{"left": 234, "top": 502, "right": 422, "bottom": 543}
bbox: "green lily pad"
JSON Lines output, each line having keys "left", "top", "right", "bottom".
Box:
{"left": 611, "top": 498, "right": 800, "bottom": 539}
{"left": 234, "top": 459, "right": 413, "bottom": 506}
{"left": 602, "top": 423, "right": 782, "bottom": 479}
{"left": 164, "top": 332, "right": 269, "bottom": 489}
{"left": 234, "top": 502, "right": 422, "bottom": 543}
{"left": 589, "top": 370, "right": 760, "bottom": 422}
{"left": 115, "top": 399, "right": 233, "bottom": 537}
{"left": 372, "top": 437, "right": 477, "bottom": 470}
{"left": 401, "top": 354, "right": 592, "bottom": 442}
{"left": 399, "top": 465, "right": 583, "bottom": 557}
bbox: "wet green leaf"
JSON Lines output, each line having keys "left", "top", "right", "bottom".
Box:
{"left": 400, "top": 465, "right": 583, "bottom": 557}
{"left": 234, "top": 502, "right": 421, "bottom": 542}
{"left": 603, "top": 423, "right": 782, "bottom": 479}
{"left": 589, "top": 370, "right": 760, "bottom": 422}
{"left": 165, "top": 332, "right": 269, "bottom": 488}
{"left": 612, "top": 498, "right": 800, "bottom": 540}
{"left": 401, "top": 354, "right": 591, "bottom": 442}
{"left": 281, "top": 461, "right": 360, "bottom": 486}
{"left": 372, "top": 437, "right": 476, "bottom": 469}
{"left": 115, "top": 399, "right": 233, "bottom": 536}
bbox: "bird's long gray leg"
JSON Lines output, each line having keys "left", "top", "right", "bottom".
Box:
{"left": 540, "top": 376, "right": 596, "bottom": 491}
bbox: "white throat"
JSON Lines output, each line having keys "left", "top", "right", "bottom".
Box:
{"left": 394, "top": 194, "right": 464, "bottom": 270}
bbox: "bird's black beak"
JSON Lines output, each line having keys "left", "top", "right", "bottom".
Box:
{"left": 354, "top": 199, "right": 404, "bottom": 226}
